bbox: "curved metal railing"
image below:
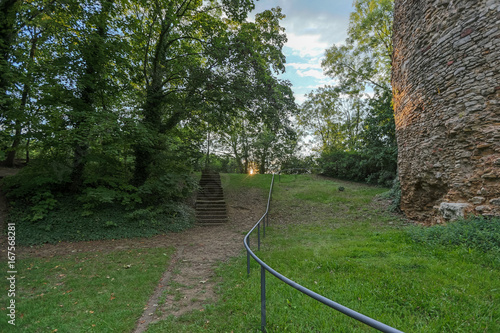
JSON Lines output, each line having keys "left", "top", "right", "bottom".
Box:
{"left": 243, "top": 173, "right": 404, "bottom": 333}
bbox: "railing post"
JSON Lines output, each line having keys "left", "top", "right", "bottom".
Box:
{"left": 247, "top": 239, "right": 250, "bottom": 276}
{"left": 258, "top": 222, "right": 261, "bottom": 250}
{"left": 261, "top": 265, "right": 267, "bottom": 333}
{"left": 263, "top": 214, "right": 266, "bottom": 238}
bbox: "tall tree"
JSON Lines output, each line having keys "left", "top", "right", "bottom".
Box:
{"left": 123, "top": 1, "right": 291, "bottom": 184}
{"left": 322, "top": 0, "right": 393, "bottom": 94}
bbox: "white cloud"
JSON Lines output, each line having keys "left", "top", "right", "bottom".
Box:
{"left": 286, "top": 62, "right": 322, "bottom": 70}
{"left": 285, "top": 33, "right": 328, "bottom": 58}
{"left": 297, "top": 69, "right": 325, "bottom": 80}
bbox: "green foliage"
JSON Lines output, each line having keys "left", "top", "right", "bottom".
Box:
{"left": 298, "top": 86, "right": 365, "bottom": 152}
{"left": 138, "top": 173, "right": 198, "bottom": 205}
{"left": 1, "top": 158, "right": 71, "bottom": 221}
{"left": 322, "top": 0, "right": 393, "bottom": 92}
{"left": 8, "top": 196, "right": 195, "bottom": 246}
{"left": 385, "top": 176, "right": 401, "bottom": 212}
{"left": 1, "top": 0, "right": 294, "bottom": 242}
{"left": 408, "top": 217, "right": 500, "bottom": 255}
{"left": 196, "top": 153, "right": 241, "bottom": 173}
{"left": 318, "top": 149, "right": 395, "bottom": 186}
{"left": 280, "top": 155, "right": 317, "bottom": 173}
{"left": 306, "top": 0, "right": 396, "bottom": 187}
{"left": 78, "top": 185, "right": 142, "bottom": 214}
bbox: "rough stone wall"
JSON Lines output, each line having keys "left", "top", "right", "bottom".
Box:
{"left": 392, "top": 0, "right": 500, "bottom": 223}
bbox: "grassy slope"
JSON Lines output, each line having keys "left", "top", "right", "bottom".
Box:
{"left": 147, "top": 174, "right": 499, "bottom": 333}
{"left": 0, "top": 248, "right": 174, "bottom": 332}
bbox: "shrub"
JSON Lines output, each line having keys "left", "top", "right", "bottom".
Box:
{"left": 1, "top": 158, "right": 71, "bottom": 221}
{"left": 318, "top": 150, "right": 396, "bottom": 186}
{"left": 408, "top": 216, "right": 500, "bottom": 254}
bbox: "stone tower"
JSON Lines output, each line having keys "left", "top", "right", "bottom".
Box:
{"left": 392, "top": 0, "right": 500, "bottom": 223}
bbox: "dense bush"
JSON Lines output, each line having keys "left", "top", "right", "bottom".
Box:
{"left": 279, "top": 155, "right": 317, "bottom": 173}
{"left": 8, "top": 197, "right": 195, "bottom": 246}
{"left": 195, "top": 154, "right": 241, "bottom": 173}
{"left": 408, "top": 217, "right": 500, "bottom": 254}
{"left": 318, "top": 150, "right": 396, "bottom": 187}
{"left": 2, "top": 157, "right": 198, "bottom": 245}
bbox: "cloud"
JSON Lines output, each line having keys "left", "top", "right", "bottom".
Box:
{"left": 297, "top": 69, "right": 325, "bottom": 80}
{"left": 250, "top": 1, "right": 353, "bottom": 106}
{"left": 286, "top": 62, "right": 322, "bottom": 70}
{"left": 285, "top": 33, "right": 329, "bottom": 58}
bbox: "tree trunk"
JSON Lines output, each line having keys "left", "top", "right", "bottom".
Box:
{"left": 230, "top": 135, "right": 243, "bottom": 173}
{"left": 4, "top": 32, "right": 38, "bottom": 167}
{"left": 259, "top": 152, "right": 266, "bottom": 174}
{"left": 132, "top": 79, "right": 163, "bottom": 186}
{"left": 70, "top": 2, "right": 113, "bottom": 191}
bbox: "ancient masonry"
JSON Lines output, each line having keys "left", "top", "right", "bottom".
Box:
{"left": 392, "top": 0, "right": 500, "bottom": 223}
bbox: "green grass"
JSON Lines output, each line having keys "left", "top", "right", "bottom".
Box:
{"left": 146, "top": 174, "right": 500, "bottom": 333}
{"left": 0, "top": 247, "right": 174, "bottom": 332}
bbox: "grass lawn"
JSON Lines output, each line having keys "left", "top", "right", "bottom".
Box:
{"left": 1, "top": 247, "right": 174, "bottom": 332}
{"left": 146, "top": 174, "right": 500, "bottom": 333}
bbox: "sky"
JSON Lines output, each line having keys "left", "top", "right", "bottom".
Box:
{"left": 251, "top": 0, "right": 355, "bottom": 105}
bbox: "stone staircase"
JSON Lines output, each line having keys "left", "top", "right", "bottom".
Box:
{"left": 195, "top": 170, "right": 228, "bottom": 225}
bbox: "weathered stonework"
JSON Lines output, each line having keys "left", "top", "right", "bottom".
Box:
{"left": 392, "top": 0, "right": 500, "bottom": 223}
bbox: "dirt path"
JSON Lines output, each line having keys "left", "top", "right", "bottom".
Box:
{"left": 14, "top": 182, "right": 266, "bottom": 332}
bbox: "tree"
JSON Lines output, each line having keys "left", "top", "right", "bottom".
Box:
{"left": 304, "top": 0, "right": 396, "bottom": 185}
{"left": 297, "top": 86, "right": 365, "bottom": 152}
{"left": 121, "top": 2, "right": 291, "bottom": 184}
{"left": 1, "top": 0, "right": 297, "bottom": 231}
{"left": 322, "top": 0, "right": 393, "bottom": 94}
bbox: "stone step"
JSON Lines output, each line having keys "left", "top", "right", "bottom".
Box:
{"left": 198, "top": 188, "right": 223, "bottom": 191}
{"left": 196, "top": 205, "right": 227, "bottom": 209}
{"left": 197, "top": 194, "right": 224, "bottom": 198}
{"left": 197, "top": 218, "right": 229, "bottom": 224}
{"left": 200, "top": 178, "right": 221, "bottom": 181}
{"left": 197, "top": 210, "right": 227, "bottom": 214}
{"left": 198, "top": 194, "right": 224, "bottom": 198}
{"left": 197, "top": 211, "right": 227, "bottom": 216}
{"left": 196, "top": 171, "right": 227, "bottom": 224}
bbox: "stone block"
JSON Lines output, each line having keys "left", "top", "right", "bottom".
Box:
{"left": 471, "top": 196, "right": 485, "bottom": 204}
{"left": 439, "top": 202, "right": 471, "bottom": 220}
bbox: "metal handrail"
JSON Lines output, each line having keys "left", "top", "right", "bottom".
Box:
{"left": 243, "top": 173, "right": 404, "bottom": 333}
